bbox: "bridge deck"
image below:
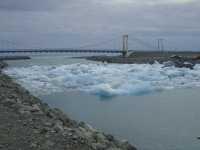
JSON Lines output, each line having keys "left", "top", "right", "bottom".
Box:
{"left": 0, "top": 49, "right": 123, "bottom": 54}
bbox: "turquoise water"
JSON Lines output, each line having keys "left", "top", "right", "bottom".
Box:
{"left": 5, "top": 54, "right": 200, "bottom": 150}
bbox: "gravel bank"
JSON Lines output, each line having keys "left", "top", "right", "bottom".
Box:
{"left": 0, "top": 61, "right": 137, "bottom": 150}
{"left": 86, "top": 51, "right": 200, "bottom": 64}
{"left": 0, "top": 56, "right": 31, "bottom": 61}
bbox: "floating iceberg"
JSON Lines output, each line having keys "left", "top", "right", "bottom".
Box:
{"left": 4, "top": 63, "right": 200, "bottom": 97}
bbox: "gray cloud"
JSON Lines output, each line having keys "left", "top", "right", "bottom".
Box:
{"left": 0, "top": 0, "right": 200, "bottom": 50}
{"left": 0, "top": 0, "right": 67, "bottom": 11}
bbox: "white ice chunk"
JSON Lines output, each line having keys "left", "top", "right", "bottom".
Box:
{"left": 4, "top": 63, "right": 200, "bottom": 97}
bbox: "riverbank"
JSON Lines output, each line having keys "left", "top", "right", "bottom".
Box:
{"left": 86, "top": 51, "right": 200, "bottom": 65}
{"left": 0, "top": 56, "right": 31, "bottom": 61}
{"left": 0, "top": 61, "right": 137, "bottom": 150}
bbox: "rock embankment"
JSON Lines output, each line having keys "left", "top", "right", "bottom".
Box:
{"left": 86, "top": 51, "right": 200, "bottom": 69}
{"left": 0, "top": 56, "right": 31, "bottom": 61}
{"left": 0, "top": 61, "right": 137, "bottom": 150}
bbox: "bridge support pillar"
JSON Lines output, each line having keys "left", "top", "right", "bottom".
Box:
{"left": 122, "top": 35, "right": 128, "bottom": 57}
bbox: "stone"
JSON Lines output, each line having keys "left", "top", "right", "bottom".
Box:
{"left": 68, "top": 132, "right": 73, "bottom": 136}
{"left": 33, "top": 130, "right": 40, "bottom": 134}
{"left": 105, "top": 134, "right": 114, "bottom": 142}
{"left": 2, "top": 98, "right": 16, "bottom": 106}
{"left": 18, "top": 103, "right": 43, "bottom": 115}
{"left": 44, "top": 122, "right": 53, "bottom": 127}
{"left": 121, "top": 141, "right": 137, "bottom": 150}
{"left": 53, "top": 121, "right": 64, "bottom": 133}
{"left": 174, "top": 61, "right": 194, "bottom": 69}
{"left": 170, "top": 55, "right": 182, "bottom": 59}
{"left": 30, "top": 143, "right": 38, "bottom": 148}
{"left": 0, "top": 144, "right": 4, "bottom": 148}
{"left": 40, "top": 128, "right": 49, "bottom": 134}
{"left": 42, "top": 140, "right": 55, "bottom": 149}
{"left": 46, "top": 110, "right": 55, "bottom": 118}
{"left": 72, "top": 135, "right": 78, "bottom": 140}
{"left": 80, "top": 122, "right": 97, "bottom": 133}
{"left": 183, "top": 62, "right": 194, "bottom": 69}
{"left": 62, "top": 131, "right": 73, "bottom": 137}
{"left": 31, "top": 104, "right": 41, "bottom": 112}
{"left": 19, "top": 105, "right": 33, "bottom": 111}
{"left": 15, "top": 98, "right": 22, "bottom": 104}
{"left": 18, "top": 109, "right": 31, "bottom": 115}
{"left": 94, "top": 133, "right": 107, "bottom": 143}
{"left": 52, "top": 108, "right": 72, "bottom": 125}
{"left": 91, "top": 143, "right": 107, "bottom": 150}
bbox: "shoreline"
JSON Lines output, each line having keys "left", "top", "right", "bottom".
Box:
{"left": 0, "top": 61, "right": 137, "bottom": 150}
{"left": 85, "top": 51, "right": 200, "bottom": 67}
{"left": 0, "top": 56, "right": 31, "bottom": 61}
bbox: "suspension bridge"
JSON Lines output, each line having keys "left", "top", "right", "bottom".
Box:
{"left": 0, "top": 35, "right": 161, "bottom": 57}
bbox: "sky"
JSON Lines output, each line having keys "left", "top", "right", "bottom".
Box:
{"left": 0, "top": 0, "right": 200, "bottom": 50}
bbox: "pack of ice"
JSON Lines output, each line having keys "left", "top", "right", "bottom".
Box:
{"left": 4, "top": 63, "right": 200, "bottom": 97}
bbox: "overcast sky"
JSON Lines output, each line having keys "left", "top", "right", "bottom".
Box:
{"left": 0, "top": 0, "right": 200, "bottom": 50}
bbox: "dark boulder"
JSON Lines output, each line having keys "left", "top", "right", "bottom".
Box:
{"left": 174, "top": 61, "right": 194, "bottom": 69}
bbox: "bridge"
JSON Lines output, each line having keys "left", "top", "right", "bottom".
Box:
{"left": 0, "top": 35, "right": 161, "bottom": 57}
{"left": 0, "top": 49, "right": 123, "bottom": 54}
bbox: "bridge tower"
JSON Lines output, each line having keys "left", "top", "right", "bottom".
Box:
{"left": 122, "top": 34, "right": 129, "bottom": 57}
{"left": 157, "top": 38, "right": 164, "bottom": 52}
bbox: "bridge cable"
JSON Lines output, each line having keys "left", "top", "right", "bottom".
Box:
{"left": 77, "top": 38, "right": 120, "bottom": 50}
{"left": 128, "top": 37, "right": 157, "bottom": 50}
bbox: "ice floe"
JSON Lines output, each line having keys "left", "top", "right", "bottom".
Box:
{"left": 4, "top": 63, "right": 200, "bottom": 97}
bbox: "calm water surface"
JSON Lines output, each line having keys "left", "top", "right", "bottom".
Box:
{"left": 5, "top": 54, "right": 200, "bottom": 150}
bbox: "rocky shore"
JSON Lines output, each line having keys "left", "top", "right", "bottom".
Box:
{"left": 0, "top": 56, "right": 31, "bottom": 61}
{"left": 0, "top": 61, "right": 137, "bottom": 150}
{"left": 86, "top": 51, "right": 200, "bottom": 69}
